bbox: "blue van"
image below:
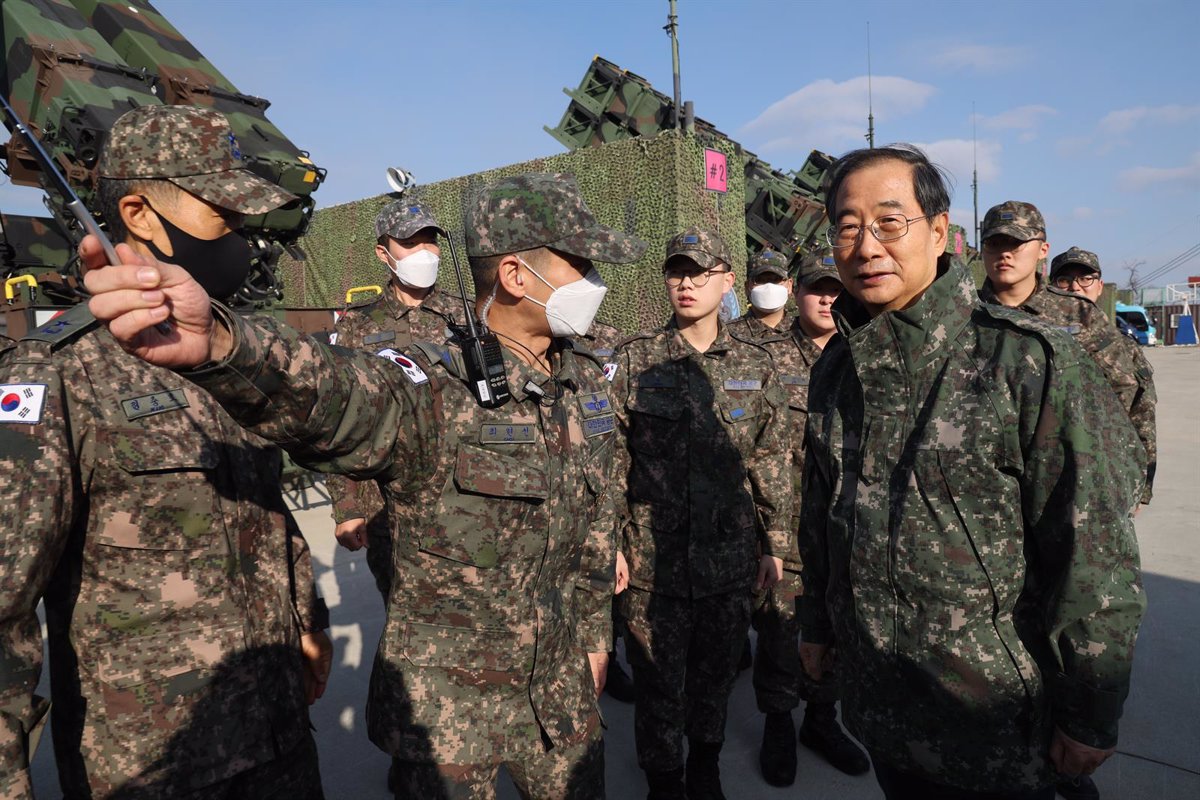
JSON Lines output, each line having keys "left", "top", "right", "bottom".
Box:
{"left": 1115, "top": 302, "right": 1157, "bottom": 346}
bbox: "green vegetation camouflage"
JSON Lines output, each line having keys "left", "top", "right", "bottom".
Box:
{"left": 981, "top": 200, "right": 1046, "bottom": 241}
{"left": 1050, "top": 246, "right": 1102, "bottom": 279}
{"left": 980, "top": 273, "right": 1157, "bottom": 502}
{"left": 373, "top": 199, "right": 445, "bottom": 241}
{"left": 664, "top": 225, "right": 732, "bottom": 271}
{"left": 799, "top": 258, "right": 1146, "bottom": 793}
{"left": 0, "top": 305, "right": 326, "bottom": 798}
{"left": 465, "top": 172, "right": 645, "bottom": 263}
{"left": 184, "top": 307, "right": 617, "bottom": 767}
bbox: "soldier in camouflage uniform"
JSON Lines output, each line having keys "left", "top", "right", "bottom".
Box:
{"left": 979, "top": 202, "right": 1156, "bottom": 514}
{"left": 1049, "top": 247, "right": 1106, "bottom": 304}
{"left": 327, "top": 201, "right": 461, "bottom": 586}
{"left": 79, "top": 172, "right": 646, "bottom": 800}
{"left": 610, "top": 227, "right": 792, "bottom": 800}
{"left": 799, "top": 145, "right": 1146, "bottom": 800}
{"left": 0, "top": 106, "right": 331, "bottom": 800}
{"left": 729, "top": 249, "right": 869, "bottom": 787}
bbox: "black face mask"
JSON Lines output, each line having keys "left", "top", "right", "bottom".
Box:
{"left": 140, "top": 197, "right": 254, "bottom": 302}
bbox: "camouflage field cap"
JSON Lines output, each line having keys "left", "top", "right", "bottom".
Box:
{"left": 98, "top": 105, "right": 297, "bottom": 215}
{"left": 981, "top": 200, "right": 1045, "bottom": 241}
{"left": 797, "top": 248, "right": 843, "bottom": 287}
{"left": 664, "top": 226, "right": 732, "bottom": 271}
{"left": 1050, "top": 246, "right": 1102, "bottom": 279}
{"left": 747, "top": 249, "right": 790, "bottom": 280}
{"left": 465, "top": 172, "right": 645, "bottom": 263}
{"left": 374, "top": 200, "right": 446, "bottom": 241}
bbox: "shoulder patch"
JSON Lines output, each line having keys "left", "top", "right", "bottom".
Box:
{"left": 0, "top": 384, "right": 47, "bottom": 424}
{"left": 376, "top": 348, "right": 429, "bottom": 385}
{"left": 603, "top": 362, "right": 618, "bottom": 382}
{"left": 20, "top": 304, "right": 98, "bottom": 349}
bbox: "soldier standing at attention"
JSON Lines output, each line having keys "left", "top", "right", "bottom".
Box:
{"left": 610, "top": 227, "right": 791, "bottom": 800}
{"left": 79, "top": 172, "right": 645, "bottom": 800}
{"left": 799, "top": 144, "right": 1145, "bottom": 800}
{"left": 978, "top": 202, "right": 1156, "bottom": 517}
{"left": 0, "top": 105, "right": 331, "bottom": 800}
{"left": 729, "top": 248, "right": 869, "bottom": 787}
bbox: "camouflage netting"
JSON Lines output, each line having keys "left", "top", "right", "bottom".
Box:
{"left": 276, "top": 130, "right": 745, "bottom": 334}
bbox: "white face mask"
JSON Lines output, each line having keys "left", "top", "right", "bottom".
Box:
{"left": 386, "top": 248, "right": 440, "bottom": 289}
{"left": 749, "top": 282, "right": 789, "bottom": 312}
{"left": 519, "top": 257, "right": 608, "bottom": 337}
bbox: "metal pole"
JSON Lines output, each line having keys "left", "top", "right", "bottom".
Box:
{"left": 972, "top": 102, "right": 979, "bottom": 250}
{"left": 667, "top": 0, "right": 682, "bottom": 130}
{"left": 866, "top": 22, "right": 875, "bottom": 148}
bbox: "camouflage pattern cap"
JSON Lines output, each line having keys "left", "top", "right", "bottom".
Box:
{"left": 465, "top": 172, "right": 645, "bottom": 263}
{"left": 1050, "top": 246, "right": 1102, "bottom": 279}
{"left": 797, "top": 247, "right": 842, "bottom": 287}
{"left": 748, "top": 249, "right": 790, "bottom": 280}
{"left": 664, "top": 226, "right": 732, "bottom": 271}
{"left": 375, "top": 200, "right": 446, "bottom": 241}
{"left": 981, "top": 200, "right": 1045, "bottom": 241}
{"left": 98, "top": 105, "right": 297, "bottom": 216}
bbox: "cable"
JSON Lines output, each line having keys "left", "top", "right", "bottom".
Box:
{"left": 493, "top": 330, "right": 563, "bottom": 406}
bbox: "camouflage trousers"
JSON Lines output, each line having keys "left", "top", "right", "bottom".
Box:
{"left": 365, "top": 513, "right": 393, "bottom": 598}
{"left": 750, "top": 567, "right": 839, "bottom": 713}
{"left": 390, "top": 722, "right": 604, "bottom": 800}
{"left": 618, "top": 586, "right": 752, "bottom": 770}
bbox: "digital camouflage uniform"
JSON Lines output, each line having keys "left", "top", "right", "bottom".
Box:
{"left": 0, "top": 105, "right": 327, "bottom": 800}
{"left": 729, "top": 250, "right": 839, "bottom": 714}
{"left": 326, "top": 201, "right": 461, "bottom": 597}
{"left": 979, "top": 202, "right": 1156, "bottom": 504}
{"left": 611, "top": 228, "right": 792, "bottom": 772}
{"left": 0, "top": 309, "right": 328, "bottom": 800}
{"left": 181, "top": 173, "right": 646, "bottom": 800}
{"left": 799, "top": 256, "right": 1146, "bottom": 793}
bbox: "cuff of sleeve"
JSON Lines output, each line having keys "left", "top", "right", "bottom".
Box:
{"left": 302, "top": 596, "right": 331, "bottom": 633}
{"left": 763, "top": 528, "right": 790, "bottom": 559}
{"left": 180, "top": 302, "right": 245, "bottom": 375}
{"left": 577, "top": 614, "right": 613, "bottom": 654}
{"left": 1050, "top": 672, "right": 1126, "bottom": 749}
{"left": 332, "top": 505, "right": 365, "bottom": 525}
{"left": 797, "top": 594, "right": 833, "bottom": 645}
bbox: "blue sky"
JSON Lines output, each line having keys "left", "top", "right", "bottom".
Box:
{"left": 3, "top": 0, "right": 1197, "bottom": 287}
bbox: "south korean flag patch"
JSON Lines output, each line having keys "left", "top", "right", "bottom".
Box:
{"left": 0, "top": 384, "right": 47, "bottom": 424}
{"left": 602, "top": 363, "right": 618, "bottom": 382}
{"left": 376, "top": 348, "right": 429, "bottom": 385}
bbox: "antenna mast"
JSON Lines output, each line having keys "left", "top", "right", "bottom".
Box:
{"left": 866, "top": 22, "right": 875, "bottom": 148}
{"left": 972, "top": 103, "right": 979, "bottom": 250}
{"left": 666, "top": 0, "right": 682, "bottom": 130}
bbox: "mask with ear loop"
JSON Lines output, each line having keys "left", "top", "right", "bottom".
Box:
{"left": 384, "top": 248, "right": 440, "bottom": 288}
{"left": 517, "top": 256, "right": 608, "bottom": 337}
{"left": 138, "top": 195, "right": 254, "bottom": 302}
{"left": 749, "top": 282, "right": 790, "bottom": 312}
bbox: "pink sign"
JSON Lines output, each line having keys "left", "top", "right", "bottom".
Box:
{"left": 704, "top": 149, "right": 728, "bottom": 193}
{"left": 954, "top": 230, "right": 964, "bottom": 254}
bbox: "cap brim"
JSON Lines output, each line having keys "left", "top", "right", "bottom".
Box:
{"left": 664, "top": 251, "right": 721, "bottom": 271}
{"left": 1050, "top": 262, "right": 1100, "bottom": 279}
{"left": 982, "top": 224, "right": 1042, "bottom": 241}
{"left": 385, "top": 222, "right": 449, "bottom": 240}
{"left": 172, "top": 168, "right": 298, "bottom": 216}
{"left": 749, "top": 267, "right": 790, "bottom": 280}
{"left": 800, "top": 269, "right": 843, "bottom": 287}
{"left": 550, "top": 224, "right": 647, "bottom": 264}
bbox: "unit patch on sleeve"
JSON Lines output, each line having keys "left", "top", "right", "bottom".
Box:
{"left": 376, "top": 348, "right": 429, "bottom": 385}
{"left": 0, "top": 384, "right": 47, "bottom": 424}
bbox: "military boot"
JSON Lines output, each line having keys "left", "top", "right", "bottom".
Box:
{"left": 1056, "top": 775, "right": 1100, "bottom": 800}
{"left": 798, "top": 701, "right": 870, "bottom": 776}
{"left": 604, "top": 653, "right": 635, "bottom": 703}
{"left": 645, "top": 767, "right": 686, "bottom": 800}
{"left": 758, "top": 711, "right": 797, "bottom": 786}
{"left": 685, "top": 740, "right": 727, "bottom": 800}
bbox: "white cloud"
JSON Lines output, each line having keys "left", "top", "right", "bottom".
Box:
{"left": 912, "top": 138, "right": 1002, "bottom": 188}
{"left": 1118, "top": 151, "right": 1200, "bottom": 191}
{"left": 1099, "top": 104, "right": 1200, "bottom": 135}
{"left": 930, "top": 43, "right": 1032, "bottom": 72}
{"left": 976, "top": 104, "right": 1057, "bottom": 131}
{"left": 739, "top": 76, "right": 937, "bottom": 156}
{"left": 1072, "top": 207, "right": 1095, "bottom": 221}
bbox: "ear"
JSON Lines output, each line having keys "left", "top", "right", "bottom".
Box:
{"left": 119, "top": 194, "right": 156, "bottom": 241}
{"left": 721, "top": 270, "right": 736, "bottom": 293}
{"left": 929, "top": 211, "right": 950, "bottom": 254}
{"left": 495, "top": 254, "right": 527, "bottom": 300}
{"left": 1037, "top": 240, "right": 1051, "bottom": 261}
{"left": 375, "top": 242, "right": 391, "bottom": 266}
{"left": 782, "top": 278, "right": 794, "bottom": 294}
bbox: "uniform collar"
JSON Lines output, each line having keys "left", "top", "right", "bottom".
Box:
{"left": 979, "top": 271, "right": 1050, "bottom": 316}
{"left": 665, "top": 316, "right": 733, "bottom": 360}
{"left": 734, "top": 309, "right": 797, "bottom": 343}
{"left": 383, "top": 283, "right": 447, "bottom": 321}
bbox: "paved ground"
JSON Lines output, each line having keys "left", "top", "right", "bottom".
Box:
{"left": 30, "top": 346, "right": 1200, "bottom": 798}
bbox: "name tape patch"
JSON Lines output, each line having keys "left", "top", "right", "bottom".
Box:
{"left": 0, "top": 384, "right": 47, "bottom": 424}
{"left": 584, "top": 415, "right": 616, "bottom": 438}
{"left": 480, "top": 423, "right": 537, "bottom": 444}
{"left": 376, "top": 348, "right": 429, "bottom": 385}
{"left": 780, "top": 375, "right": 809, "bottom": 386}
{"left": 724, "top": 379, "right": 762, "bottom": 391}
{"left": 121, "top": 389, "right": 190, "bottom": 421}
{"left": 363, "top": 331, "right": 396, "bottom": 345}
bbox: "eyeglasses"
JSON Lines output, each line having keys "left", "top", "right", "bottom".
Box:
{"left": 826, "top": 214, "right": 930, "bottom": 249}
{"left": 981, "top": 237, "right": 1045, "bottom": 253}
{"left": 1053, "top": 274, "right": 1101, "bottom": 290}
{"left": 664, "top": 268, "right": 729, "bottom": 288}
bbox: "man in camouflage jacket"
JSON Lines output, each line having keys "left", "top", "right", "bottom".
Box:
{"left": 799, "top": 145, "right": 1145, "bottom": 799}
{"left": 729, "top": 248, "right": 868, "bottom": 786}
{"left": 0, "top": 106, "right": 330, "bottom": 800}
{"left": 978, "top": 201, "right": 1156, "bottom": 506}
{"left": 327, "top": 200, "right": 462, "bottom": 600}
{"left": 79, "top": 172, "right": 646, "bottom": 799}
{"left": 610, "top": 227, "right": 791, "bottom": 799}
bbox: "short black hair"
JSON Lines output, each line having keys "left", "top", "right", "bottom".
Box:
{"left": 94, "top": 177, "right": 180, "bottom": 243}
{"left": 824, "top": 144, "right": 951, "bottom": 220}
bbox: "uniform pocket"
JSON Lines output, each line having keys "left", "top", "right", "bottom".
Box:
{"left": 400, "top": 621, "right": 528, "bottom": 689}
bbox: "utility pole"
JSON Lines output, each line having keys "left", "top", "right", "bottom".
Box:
{"left": 666, "top": 0, "right": 682, "bottom": 130}
{"left": 865, "top": 22, "right": 875, "bottom": 148}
